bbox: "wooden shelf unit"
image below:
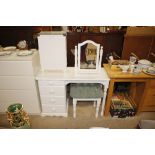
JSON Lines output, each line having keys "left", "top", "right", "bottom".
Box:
{"left": 103, "top": 64, "right": 155, "bottom": 116}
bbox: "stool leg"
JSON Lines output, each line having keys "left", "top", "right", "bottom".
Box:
{"left": 73, "top": 99, "right": 77, "bottom": 118}
{"left": 96, "top": 99, "right": 101, "bottom": 118}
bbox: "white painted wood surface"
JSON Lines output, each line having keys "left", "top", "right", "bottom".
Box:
{"left": 38, "top": 34, "right": 67, "bottom": 71}
{"left": 36, "top": 67, "right": 109, "bottom": 117}
{"left": 0, "top": 51, "right": 40, "bottom": 75}
{"left": 0, "top": 52, "right": 41, "bottom": 114}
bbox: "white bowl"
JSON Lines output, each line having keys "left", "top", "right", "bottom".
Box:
{"left": 138, "top": 59, "right": 152, "bottom": 69}
{"left": 152, "top": 63, "right": 155, "bottom": 67}
{"left": 119, "top": 65, "right": 129, "bottom": 72}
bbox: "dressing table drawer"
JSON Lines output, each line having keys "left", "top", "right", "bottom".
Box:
{"left": 39, "top": 86, "right": 65, "bottom": 96}
{"left": 40, "top": 96, "right": 65, "bottom": 106}
{"left": 42, "top": 104, "right": 66, "bottom": 114}
{"left": 38, "top": 80, "right": 65, "bottom": 87}
{"left": 38, "top": 79, "right": 67, "bottom": 116}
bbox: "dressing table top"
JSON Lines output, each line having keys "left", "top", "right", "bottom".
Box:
{"left": 36, "top": 67, "right": 110, "bottom": 81}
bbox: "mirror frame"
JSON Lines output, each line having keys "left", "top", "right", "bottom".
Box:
{"left": 75, "top": 40, "right": 103, "bottom": 74}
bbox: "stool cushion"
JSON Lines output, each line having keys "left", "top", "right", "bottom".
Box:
{"left": 70, "top": 83, "right": 104, "bottom": 98}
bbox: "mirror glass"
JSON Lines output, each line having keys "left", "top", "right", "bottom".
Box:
{"left": 80, "top": 43, "right": 97, "bottom": 69}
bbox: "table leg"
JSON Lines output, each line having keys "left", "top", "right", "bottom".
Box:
{"left": 104, "top": 80, "right": 115, "bottom": 116}
{"left": 100, "top": 88, "right": 107, "bottom": 116}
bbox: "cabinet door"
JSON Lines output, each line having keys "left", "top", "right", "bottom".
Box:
{"left": 122, "top": 36, "right": 152, "bottom": 60}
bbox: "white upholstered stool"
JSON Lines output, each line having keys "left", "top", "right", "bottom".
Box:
{"left": 70, "top": 83, "right": 104, "bottom": 118}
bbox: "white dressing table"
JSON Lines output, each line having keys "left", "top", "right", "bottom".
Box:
{"left": 36, "top": 67, "right": 110, "bottom": 117}
{"left": 37, "top": 32, "right": 110, "bottom": 117}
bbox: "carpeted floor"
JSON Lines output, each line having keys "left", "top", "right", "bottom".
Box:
{"left": 1, "top": 102, "right": 155, "bottom": 129}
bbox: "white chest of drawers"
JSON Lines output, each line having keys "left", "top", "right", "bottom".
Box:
{"left": 0, "top": 51, "right": 41, "bottom": 114}
{"left": 38, "top": 80, "right": 67, "bottom": 117}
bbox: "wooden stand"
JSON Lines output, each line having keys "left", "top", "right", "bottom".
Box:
{"left": 103, "top": 64, "right": 155, "bottom": 116}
